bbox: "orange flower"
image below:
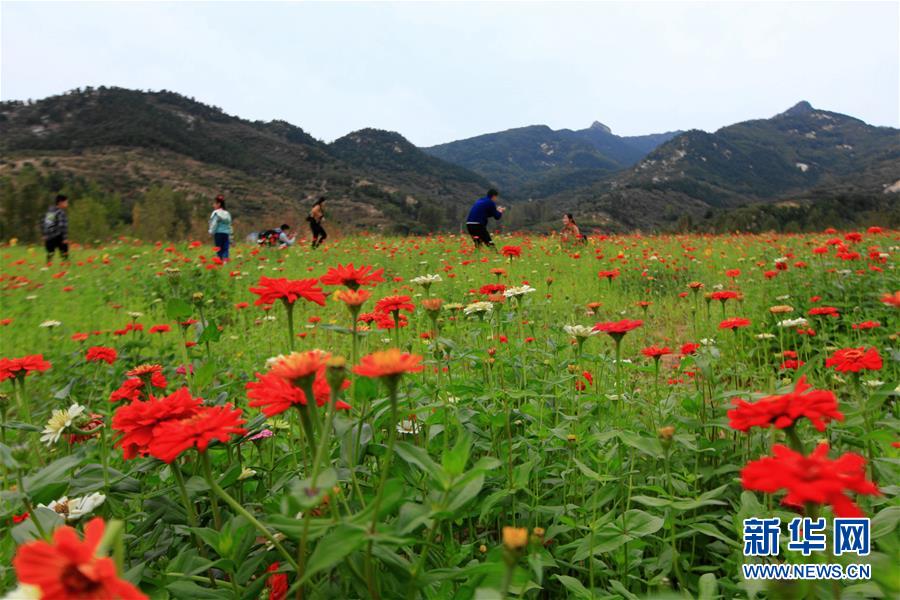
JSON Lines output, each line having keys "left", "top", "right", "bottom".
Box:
{"left": 268, "top": 350, "right": 330, "bottom": 384}
{"left": 353, "top": 349, "right": 424, "bottom": 379}
{"left": 880, "top": 291, "right": 900, "bottom": 307}
{"left": 13, "top": 517, "right": 147, "bottom": 599}
{"left": 127, "top": 363, "right": 163, "bottom": 379}
{"left": 335, "top": 289, "right": 371, "bottom": 307}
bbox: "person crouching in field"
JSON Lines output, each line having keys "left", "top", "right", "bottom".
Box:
{"left": 42, "top": 194, "right": 69, "bottom": 264}
{"left": 208, "top": 194, "right": 233, "bottom": 261}
{"left": 307, "top": 198, "right": 327, "bottom": 249}
{"left": 561, "top": 213, "right": 586, "bottom": 244}
{"left": 466, "top": 188, "right": 505, "bottom": 248}
{"left": 277, "top": 224, "right": 295, "bottom": 247}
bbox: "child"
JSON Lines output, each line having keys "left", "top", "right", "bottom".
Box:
{"left": 208, "top": 195, "right": 233, "bottom": 261}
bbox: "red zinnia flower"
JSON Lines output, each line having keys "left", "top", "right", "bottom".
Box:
{"left": 808, "top": 306, "right": 840, "bottom": 318}
{"left": 851, "top": 321, "right": 880, "bottom": 330}
{"left": 0, "top": 354, "right": 51, "bottom": 382}
{"left": 880, "top": 291, "right": 900, "bottom": 307}
{"left": 718, "top": 317, "right": 751, "bottom": 330}
{"left": 353, "top": 349, "right": 424, "bottom": 379}
{"left": 374, "top": 295, "right": 415, "bottom": 315}
{"left": 479, "top": 283, "right": 506, "bottom": 296}
{"left": 728, "top": 376, "right": 843, "bottom": 432}
{"left": 641, "top": 345, "right": 672, "bottom": 359}
{"left": 592, "top": 319, "right": 643, "bottom": 336}
{"left": 13, "top": 517, "right": 147, "bottom": 599}
{"left": 266, "top": 563, "right": 288, "bottom": 600}
{"left": 597, "top": 269, "right": 620, "bottom": 280}
{"left": 149, "top": 404, "right": 247, "bottom": 463}
{"left": 501, "top": 245, "right": 522, "bottom": 258}
{"left": 149, "top": 324, "right": 171, "bottom": 334}
{"left": 86, "top": 346, "right": 118, "bottom": 364}
{"left": 247, "top": 370, "right": 350, "bottom": 417}
{"left": 249, "top": 276, "right": 326, "bottom": 307}
{"left": 680, "top": 343, "right": 699, "bottom": 356}
{"left": 710, "top": 291, "right": 740, "bottom": 302}
{"left": 319, "top": 264, "right": 385, "bottom": 290}
{"left": 112, "top": 388, "right": 203, "bottom": 459}
{"left": 825, "top": 347, "right": 882, "bottom": 372}
{"left": 741, "top": 444, "right": 879, "bottom": 517}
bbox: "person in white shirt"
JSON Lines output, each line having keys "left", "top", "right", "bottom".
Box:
{"left": 276, "top": 224, "right": 295, "bottom": 247}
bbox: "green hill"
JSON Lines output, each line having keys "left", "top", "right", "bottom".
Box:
{"left": 0, "top": 87, "right": 489, "bottom": 240}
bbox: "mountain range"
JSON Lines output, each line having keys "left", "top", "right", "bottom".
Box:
{"left": 1, "top": 87, "right": 897, "bottom": 238}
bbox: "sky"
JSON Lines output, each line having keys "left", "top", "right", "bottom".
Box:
{"left": 2, "top": 1, "right": 898, "bottom": 146}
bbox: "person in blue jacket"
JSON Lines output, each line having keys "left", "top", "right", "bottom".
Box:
{"left": 465, "top": 188, "right": 505, "bottom": 247}
{"left": 208, "top": 194, "right": 233, "bottom": 261}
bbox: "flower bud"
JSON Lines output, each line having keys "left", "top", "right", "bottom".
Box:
{"left": 502, "top": 526, "right": 528, "bottom": 551}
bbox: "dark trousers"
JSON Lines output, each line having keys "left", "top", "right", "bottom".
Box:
{"left": 214, "top": 232, "right": 230, "bottom": 260}
{"left": 466, "top": 223, "right": 493, "bottom": 247}
{"left": 309, "top": 220, "right": 327, "bottom": 248}
{"left": 45, "top": 236, "right": 68, "bottom": 262}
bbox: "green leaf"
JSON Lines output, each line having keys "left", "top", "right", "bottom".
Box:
{"left": 553, "top": 575, "right": 593, "bottom": 599}
{"left": 23, "top": 454, "right": 81, "bottom": 504}
{"left": 698, "top": 573, "right": 719, "bottom": 600}
{"left": 871, "top": 506, "right": 900, "bottom": 539}
{"left": 690, "top": 522, "right": 738, "bottom": 547}
{"left": 445, "top": 473, "right": 485, "bottom": 513}
{"left": 12, "top": 507, "right": 64, "bottom": 544}
{"left": 617, "top": 431, "right": 664, "bottom": 459}
{"left": 0, "top": 443, "right": 21, "bottom": 469}
{"left": 394, "top": 441, "right": 451, "bottom": 489}
{"left": 197, "top": 321, "right": 222, "bottom": 344}
{"left": 622, "top": 509, "right": 664, "bottom": 537}
{"left": 442, "top": 430, "right": 472, "bottom": 477}
{"left": 166, "top": 298, "right": 193, "bottom": 320}
{"left": 193, "top": 361, "right": 217, "bottom": 390}
{"left": 299, "top": 525, "right": 366, "bottom": 584}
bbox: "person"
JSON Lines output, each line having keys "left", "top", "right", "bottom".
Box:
{"left": 307, "top": 197, "right": 327, "bottom": 248}
{"left": 41, "top": 194, "right": 69, "bottom": 265}
{"left": 276, "top": 224, "right": 295, "bottom": 247}
{"left": 208, "top": 194, "right": 233, "bottom": 261}
{"left": 561, "top": 213, "right": 585, "bottom": 244}
{"left": 42, "top": 194, "right": 70, "bottom": 264}
{"left": 465, "top": 188, "right": 505, "bottom": 247}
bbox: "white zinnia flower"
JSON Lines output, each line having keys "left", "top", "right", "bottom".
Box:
{"left": 411, "top": 274, "right": 442, "bottom": 286}
{"left": 39, "top": 492, "right": 106, "bottom": 521}
{"left": 396, "top": 419, "right": 420, "bottom": 435}
{"left": 503, "top": 285, "right": 536, "bottom": 298}
{"left": 41, "top": 403, "right": 86, "bottom": 445}
{"left": 778, "top": 317, "right": 808, "bottom": 328}
{"left": 464, "top": 301, "right": 493, "bottom": 316}
{"left": 700, "top": 338, "right": 716, "bottom": 346}
{"left": 863, "top": 380, "right": 884, "bottom": 388}
{"left": 1, "top": 585, "right": 40, "bottom": 600}
{"left": 126, "top": 311, "right": 144, "bottom": 319}
{"left": 39, "top": 320, "right": 62, "bottom": 328}
{"left": 775, "top": 295, "right": 791, "bottom": 301}
{"left": 756, "top": 333, "right": 776, "bottom": 340}
{"left": 564, "top": 324, "right": 597, "bottom": 339}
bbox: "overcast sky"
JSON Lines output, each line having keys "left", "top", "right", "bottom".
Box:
{"left": 2, "top": 1, "right": 897, "bottom": 146}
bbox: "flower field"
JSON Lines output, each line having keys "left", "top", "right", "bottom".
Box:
{"left": 1, "top": 230, "right": 898, "bottom": 599}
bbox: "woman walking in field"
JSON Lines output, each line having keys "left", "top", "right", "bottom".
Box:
{"left": 208, "top": 194, "right": 233, "bottom": 261}
{"left": 561, "top": 213, "right": 585, "bottom": 244}
{"left": 307, "top": 197, "right": 327, "bottom": 249}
